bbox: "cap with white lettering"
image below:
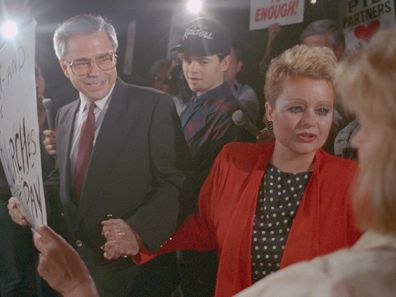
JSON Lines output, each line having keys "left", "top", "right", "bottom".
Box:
{"left": 173, "top": 17, "right": 231, "bottom": 56}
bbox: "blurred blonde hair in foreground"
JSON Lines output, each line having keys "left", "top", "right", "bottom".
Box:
{"left": 336, "top": 28, "right": 396, "bottom": 236}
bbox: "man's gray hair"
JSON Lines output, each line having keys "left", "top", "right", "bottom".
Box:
{"left": 53, "top": 14, "right": 118, "bottom": 59}
{"left": 300, "top": 19, "right": 345, "bottom": 48}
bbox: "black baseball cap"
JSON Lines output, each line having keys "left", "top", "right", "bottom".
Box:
{"left": 173, "top": 17, "right": 231, "bottom": 56}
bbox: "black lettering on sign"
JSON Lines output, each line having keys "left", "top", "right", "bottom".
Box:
{"left": 22, "top": 175, "right": 44, "bottom": 223}
{"left": 0, "top": 46, "right": 26, "bottom": 91}
{"left": 8, "top": 118, "right": 38, "bottom": 176}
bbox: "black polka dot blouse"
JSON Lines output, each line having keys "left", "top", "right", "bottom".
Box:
{"left": 251, "top": 163, "right": 311, "bottom": 282}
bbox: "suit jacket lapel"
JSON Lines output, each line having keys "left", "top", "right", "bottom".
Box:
{"left": 58, "top": 100, "right": 79, "bottom": 207}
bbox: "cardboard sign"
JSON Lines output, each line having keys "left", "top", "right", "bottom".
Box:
{"left": 250, "top": 0, "right": 305, "bottom": 30}
{"left": 0, "top": 21, "right": 47, "bottom": 226}
{"left": 341, "top": 0, "right": 395, "bottom": 55}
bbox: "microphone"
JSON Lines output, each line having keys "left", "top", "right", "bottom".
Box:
{"left": 42, "top": 98, "right": 55, "bottom": 130}
{"left": 232, "top": 109, "right": 260, "bottom": 136}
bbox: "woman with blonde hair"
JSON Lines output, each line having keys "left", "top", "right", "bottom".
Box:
{"left": 236, "top": 28, "right": 396, "bottom": 297}
{"left": 131, "top": 44, "right": 361, "bottom": 297}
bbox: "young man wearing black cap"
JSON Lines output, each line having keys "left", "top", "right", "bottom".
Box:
{"left": 177, "top": 17, "right": 243, "bottom": 203}
{"left": 175, "top": 17, "right": 245, "bottom": 297}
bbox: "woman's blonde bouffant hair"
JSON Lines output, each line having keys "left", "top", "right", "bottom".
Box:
{"left": 264, "top": 44, "right": 337, "bottom": 106}
{"left": 336, "top": 28, "right": 396, "bottom": 235}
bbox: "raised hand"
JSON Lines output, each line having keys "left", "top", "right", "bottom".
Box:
{"left": 33, "top": 225, "right": 99, "bottom": 297}
{"left": 267, "top": 23, "right": 282, "bottom": 43}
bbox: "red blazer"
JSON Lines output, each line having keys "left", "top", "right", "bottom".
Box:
{"left": 138, "top": 142, "right": 361, "bottom": 297}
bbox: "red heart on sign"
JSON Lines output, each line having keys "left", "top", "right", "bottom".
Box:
{"left": 354, "top": 20, "right": 381, "bottom": 42}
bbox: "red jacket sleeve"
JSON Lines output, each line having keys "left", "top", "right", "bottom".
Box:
{"left": 134, "top": 150, "right": 227, "bottom": 264}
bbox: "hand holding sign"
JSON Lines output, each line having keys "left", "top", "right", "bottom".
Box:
{"left": 268, "top": 23, "right": 282, "bottom": 42}
{"left": 8, "top": 196, "right": 29, "bottom": 226}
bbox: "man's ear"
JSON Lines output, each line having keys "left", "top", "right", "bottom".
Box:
{"left": 265, "top": 101, "right": 273, "bottom": 121}
{"left": 220, "top": 55, "right": 231, "bottom": 72}
{"left": 59, "top": 60, "right": 71, "bottom": 79}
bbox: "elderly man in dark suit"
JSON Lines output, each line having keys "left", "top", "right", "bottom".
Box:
{"left": 9, "top": 14, "right": 190, "bottom": 297}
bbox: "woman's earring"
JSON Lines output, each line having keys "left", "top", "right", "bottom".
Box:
{"left": 265, "top": 120, "right": 273, "bottom": 131}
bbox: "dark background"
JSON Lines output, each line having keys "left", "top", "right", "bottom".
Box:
{"left": 2, "top": 0, "right": 341, "bottom": 106}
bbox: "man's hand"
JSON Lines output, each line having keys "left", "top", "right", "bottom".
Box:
{"left": 43, "top": 129, "right": 56, "bottom": 155}
{"left": 7, "top": 197, "right": 29, "bottom": 226}
{"left": 101, "top": 219, "right": 143, "bottom": 260}
{"left": 33, "top": 225, "right": 99, "bottom": 297}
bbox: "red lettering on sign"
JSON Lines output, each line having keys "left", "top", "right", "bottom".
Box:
{"left": 255, "top": 0, "right": 299, "bottom": 22}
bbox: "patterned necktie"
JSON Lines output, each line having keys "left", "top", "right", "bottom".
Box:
{"left": 73, "top": 102, "right": 96, "bottom": 201}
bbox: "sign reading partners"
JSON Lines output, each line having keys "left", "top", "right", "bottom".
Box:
{"left": 0, "top": 21, "right": 47, "bottom": 226}
{"left": 250, "top": 0, "right": 305, "bottom": 30}
{"left": 341, "top": 0, "right": 395, "bottom": 56}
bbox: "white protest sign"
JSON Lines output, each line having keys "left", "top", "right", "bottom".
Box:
{"left": 0, "top": 21, "right": 47, "bottom": 226}
{"left": 250, "top": 0, "right": 305, "bottom": 30}
{"left": 341, "top": 0, "right": 395, "bottom": 56}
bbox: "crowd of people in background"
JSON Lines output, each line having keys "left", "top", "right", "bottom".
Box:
{"left": 0, "top": 5, "right": 395, "bottom": 297}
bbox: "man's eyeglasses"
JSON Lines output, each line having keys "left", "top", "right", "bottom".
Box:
{"left": 67, "top": 52, "right": 117, "bottom": 76}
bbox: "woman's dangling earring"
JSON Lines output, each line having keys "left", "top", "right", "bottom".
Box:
{"left": 265, "top": 120, "right": 273, "bottom": 131}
